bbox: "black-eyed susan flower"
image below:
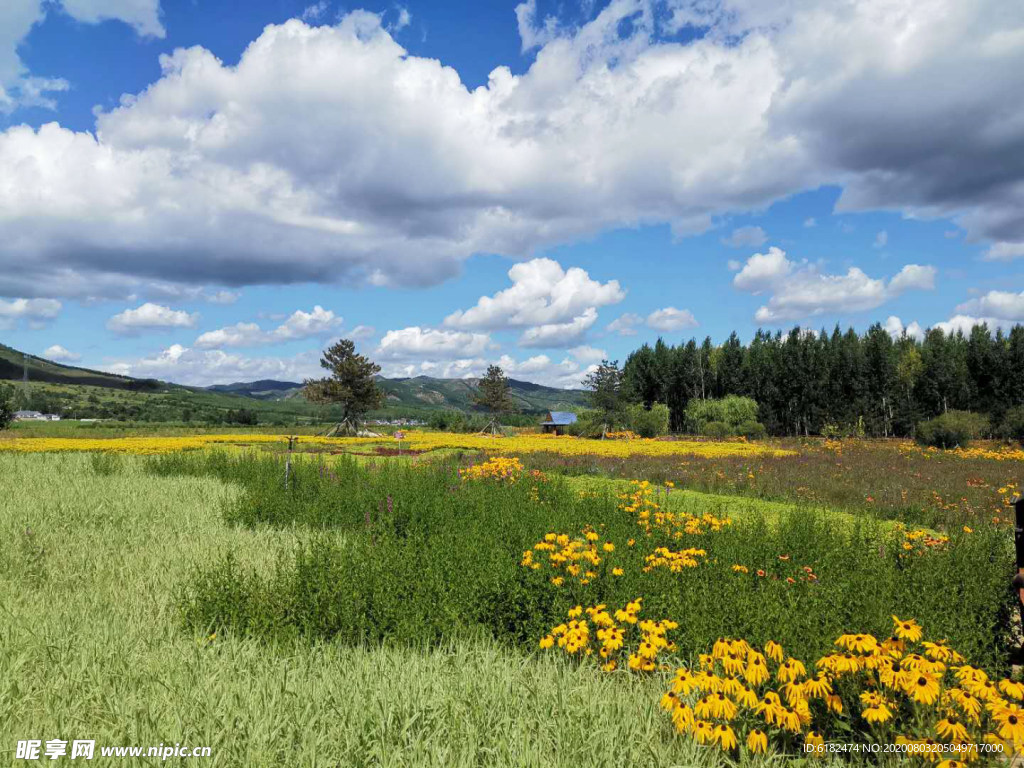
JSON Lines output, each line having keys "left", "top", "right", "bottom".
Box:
{"left": 745, "top": 653, "right": 769, "bottom": 686}
{"left": 671, "top": 704, "right": 693, "bottom": 732}
{"left": 804, "top": 673, "right": 833, "bottom": 699}
{"left": 892, "top": 615, "right": 923, "bottom": 642}
{"left": 765, "top": 641, "right": 784, "bottom": 663}
{"left": 777, "top": 658, "right": 806, "bottom": 683}
{"left": 935, "top": 717, "right": 968, "bottom": 743}
{"left": 746, "top": 728, "right": 767, "bottom": 754}
{"left": 1000, "top": 679, "right": 1024, "bottom": 700}
{"left": 713, "top": 724, "right": 738, "bottom": 751}
{"left": 907, "top": 673, "right": 941, "bottom": 705}
{"left": 995, "top": 709, "right": 1024, "bottom": 744}
{"left": 692, "top": 720, "right": 714, "bottom": 745}
{"left": 805, "top": 731, "right": 825, "bottom": 752}
{"left": 863, "top": 703, "right": 893, "bottom": 724}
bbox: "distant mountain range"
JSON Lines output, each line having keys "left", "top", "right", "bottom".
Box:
{"left": 1, "top": 343, "right": 587, "bottom": 414}
{"left": 206, "top": 374, "right": 587, "bottom": 412}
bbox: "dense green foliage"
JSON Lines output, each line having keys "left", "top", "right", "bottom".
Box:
{"left": 998, "top": 405, "right": 1024, "bottom": 445}
{"left": 166, "top": 453, "right": 1013, "bottom": 675}
{"left": 622, "top": 322, "right": 1024, "bottom": 437}
{"left": 684, "top": 395, "right": 760, "bottom": 434}
{"left": 627, "top": 402, "right": 670, "bottom": 438}
{"left": 915, "top": 410, "right": 991, "bottom": 449}
{"left": 0, "top": 383, "right": 13, "bottom": 429}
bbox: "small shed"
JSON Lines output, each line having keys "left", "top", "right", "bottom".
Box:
{"left": 541, "top": 411, "right": 577, "bottom": 435}
{"left": 13, "top": 410, "right": 44, "bottom": 420}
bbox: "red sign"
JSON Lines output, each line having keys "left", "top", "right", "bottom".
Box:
{"left": 394, "top": 431, "right": 405, "bottom": 440}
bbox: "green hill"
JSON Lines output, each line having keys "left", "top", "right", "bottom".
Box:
{"left": 0, "top": 343, "right": 588, "bottom": 422}
{"left": 376, "top": 375, "right": 587, "bottom": 413}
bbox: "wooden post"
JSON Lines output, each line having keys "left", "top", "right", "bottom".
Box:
{"left": 285, "top": 435, "right": 296, "bottom": 489}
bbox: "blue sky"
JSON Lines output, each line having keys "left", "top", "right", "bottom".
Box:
{"left": 1, "top": 0, "right": 1023, "bottom": 387}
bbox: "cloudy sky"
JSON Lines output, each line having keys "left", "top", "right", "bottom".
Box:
{"left": 1, "top": 0, "right": 1023, "bottom": 387}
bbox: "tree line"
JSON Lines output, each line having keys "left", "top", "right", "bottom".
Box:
{"left": 619, "top": 322, "right": 1024, "bottom": 438}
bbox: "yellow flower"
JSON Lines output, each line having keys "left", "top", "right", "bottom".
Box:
{"left": 713, "top": 724, "right": 738, "bottom": 751}
{"left": 804, "top": 673, "right": 833, "bottom": 699}
{"left": 765, "top": 640, "right": 784, "bottom": 663}
{"left": 731, "top": 564, "right": 749, "bottom": 573}
{"left": 601, "top": 660, "right": 617, "bottom": 672}
{"left": 1000, "top": 679, "right": 1024, "bottom": 700}
{"left": 863, "top": 704, "right": 893, "bottom": 724}
{"left": 805, "top": 731, "right": 825, "bottom": 753}
{"left": 567, "top": 605, "right": 583, "bottom": 618}
{"left": 550, "top": 577, "right": 564, "bottom": 586}
{"left": 745, "top": 653, "right": 769, "bottom": 686}
{"left": 602, "top": 542, "right": 615, "bottom": 552}
{"left": 746, "top": 728, "right": 767, "bottom": 754}
{"left": 692, "top": 720, "right": 714, "bottom": 745}
{"left": 539, "top": 635, "right": 554, "bottom": 649}
{"left": 936, "top": 717, "right": 968, "bottom": 743}
{"left": 670, "top": 704, "right": 693, "bottom": 733}
{"left": 777, "top": 658, "right": 807, "bottom": 683}
{"left": 907, "top": 673, "right": 941, "bottom": 705}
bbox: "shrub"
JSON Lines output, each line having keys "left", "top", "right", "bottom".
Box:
{"left": 685, "top": 396, "right": 758, "bottom": 434}
{"left": 915, "top": 410, "right": 990, "bottom": 449}
{"left": 700, "top": 421, "right": 734, "bottom": 439}
{"left": 627, "top": 402, "right": 670, "bottom": 438}
{"left": 735, "top": 420, "right": 766, "bottom": 440}
{"left": 563, "top": 408, "right": 616, "bottom": 438}
{"left": 998, "top": 405, "right": 1024, "bottom": 446}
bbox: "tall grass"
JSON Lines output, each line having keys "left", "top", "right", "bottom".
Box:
{"left": 159, "top": 451, "right": 1014, "bottom": 674}
{"left": 1, "top": 453, "right": 730, "bottom": 767}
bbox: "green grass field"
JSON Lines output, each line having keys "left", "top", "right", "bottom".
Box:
{"left": 1, "top": 453, "right": 719, "bottom": 767}
{"left": 1, "top": 449, "right": 1016, "bottom": 766}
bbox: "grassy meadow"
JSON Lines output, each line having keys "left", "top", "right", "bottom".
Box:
{"left": 2, "top": 432, "right": 1022, "bottom": 765}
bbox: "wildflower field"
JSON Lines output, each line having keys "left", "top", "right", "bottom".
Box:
{"left": 2, "top": 432, "right": 1022, "bottom": 765}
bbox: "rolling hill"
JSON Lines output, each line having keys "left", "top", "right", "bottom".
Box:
{"left": 205, "top": 374, "right": 588, "bottom": 412}
{"left": 0, "top": 343, "right": 588, "bottom": 419}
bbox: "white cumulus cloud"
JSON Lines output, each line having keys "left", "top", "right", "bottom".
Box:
{"left": 517, "top": 307, "right": 598, "bottom": 348}
{"left": 732, "top": 247, "right": 935, "bottom": 323}
{"left": 376, "top": 326, "right": 497, "bottom": 360}
{"left": 444, "top": 258, "right": 624, "bottom": 331}
{"left": 646, "top": 307, "right": 698, "bottom": 332}
{"left": 1, "top": 1, "right": 1020, "bottom": 298}
{"left": 0, "top": 297, "right": 62, "bottom": 330}
{"left": 43, "top": 344, "right": 81, "bottom": 361}
{"left": 106, "top": 302, "right": 199, "bottom": 335}
{"left": 606, "top": 312, "right": 643, "bottom": 336}
{"left": 193, "top": 306, "right": 344, "bottom": 349}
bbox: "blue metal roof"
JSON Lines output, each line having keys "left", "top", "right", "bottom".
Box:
{"left": 543, "top": 411, "right": 578, "bottom": 426}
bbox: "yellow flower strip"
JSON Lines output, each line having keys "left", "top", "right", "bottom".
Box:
{"left": 0, "top": 430, "right": 797, "bottom": 458}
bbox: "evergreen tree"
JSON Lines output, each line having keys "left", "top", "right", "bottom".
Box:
{"left": 583, "top": 360, "right": 624, "bottom": 420}
{"left": 303, "top": 339, "right": 384, "bottom": 433}
{"left": 474, "top": 365, "right": 517, "bottom": 413}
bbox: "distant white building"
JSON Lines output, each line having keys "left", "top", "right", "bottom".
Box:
{"left": 12, "top": 411, "right": 60, "bottom": 421}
